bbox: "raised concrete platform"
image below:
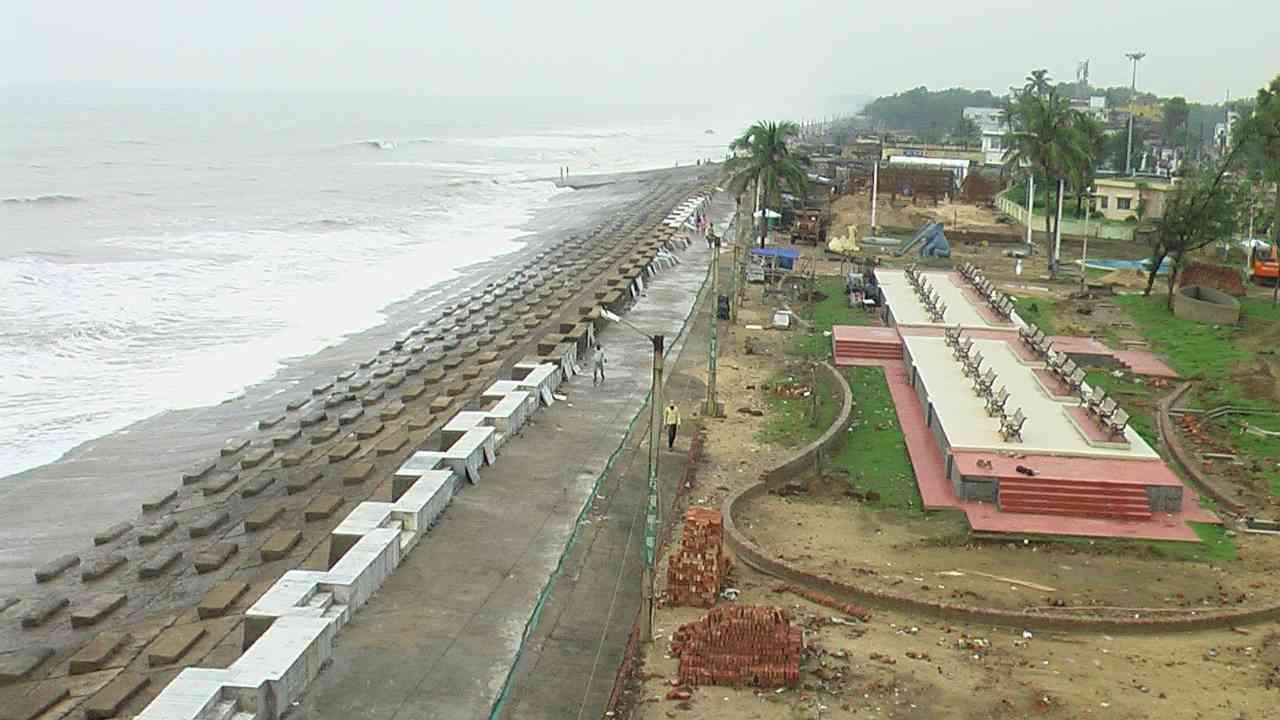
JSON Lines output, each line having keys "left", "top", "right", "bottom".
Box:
{"left": 878, "top": 270, "right": 1009, "bottom": 329}
{"left": 901, "top": 335, "right": 1157, "bottom": 459}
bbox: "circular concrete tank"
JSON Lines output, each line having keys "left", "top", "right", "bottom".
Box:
{"left": 1173, "top": 285, "right": 1241, "bottom": 325}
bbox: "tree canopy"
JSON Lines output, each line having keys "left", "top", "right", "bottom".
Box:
{"left": 864, "top": 86, "right": 1000, "bottom": 140}
{"left": 726, "top": 121, "right": 809, "bottom": 247}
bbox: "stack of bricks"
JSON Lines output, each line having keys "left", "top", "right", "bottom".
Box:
{"left": 670, "top": 605, "right": 803, "bottom": 688}
{"left": 665, "top": 507, "right": 730, "bottom": 608}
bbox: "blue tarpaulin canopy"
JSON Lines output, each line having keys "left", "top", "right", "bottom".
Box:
{"left": 749, "top": 247, "right": 799, "bottom": 270}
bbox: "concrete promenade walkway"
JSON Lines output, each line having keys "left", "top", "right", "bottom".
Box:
{"left": 299, "top": 225, "right": 713, "bottom": 719}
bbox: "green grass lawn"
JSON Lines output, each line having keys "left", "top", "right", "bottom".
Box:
{"left": 1205, "top": 413, "right": 1280, "bottom": 496}
{"left": 1113, "top": 294, "right": 1265, "bottom": 410}
{"left": 1012, "top": 296, "right": 1059, "bottom": 335}
{"left": 827, "top": 367, "right": 921, "bottom": 512}
{"left": 793, "top": 277, "right": 873, "bottom": 360}
{"left": 758, "top": 367, "right": 840, "bottom": 449}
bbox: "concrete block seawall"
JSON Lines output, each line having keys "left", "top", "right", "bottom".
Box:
{"left": 132, "top": 197, "right": 714, "bottom": 720}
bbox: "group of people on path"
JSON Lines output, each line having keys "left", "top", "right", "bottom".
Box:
{"left": 590, "top": 342, "right": 682, "bottom": 450}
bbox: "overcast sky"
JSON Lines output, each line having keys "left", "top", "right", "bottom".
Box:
{"left": 4, "top": 0, "right": 1277, "bottom": 110}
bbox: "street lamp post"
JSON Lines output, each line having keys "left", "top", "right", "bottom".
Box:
{"left": 1125, "top": 52, "right": 1147, "bottom": 176}
{"left": 600, "top": 308, "right": 664, "bottom": 642}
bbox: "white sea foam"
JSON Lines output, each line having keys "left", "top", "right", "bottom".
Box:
{"left": 0, "top": 97, "right": 747, "bottom": 481}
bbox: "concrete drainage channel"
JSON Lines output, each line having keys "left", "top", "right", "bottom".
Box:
{"left": 127, "top": 197, "right": 714, "bottom": 720}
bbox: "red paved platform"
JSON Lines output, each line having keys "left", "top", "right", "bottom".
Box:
{"left": 1031, "top": 367, "right": 1076, "bottom": 400}
{"left": 1064, "top": 405, "right": 1130, "bottom": 447}
{"left": 963, "top": 502, "right": 1202, "bottom": 542}
{"left": 1114, "top": 349, "right": 1180, "bottom": 378}
{"left": 1046, "top": 335, "right": 1114, "bottom": 356}
{"left": 951, "top": 451, "right": 1182, "bottom": 488}
{"left": 881, "top": 362, "right": 958, "bottom": 509}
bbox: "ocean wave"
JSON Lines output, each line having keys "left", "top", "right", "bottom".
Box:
{"left": 355, "top": 139, "right": 397, "bottom": 151}
{"left": 3, "top": 194, "right": 83, "bottom": 205}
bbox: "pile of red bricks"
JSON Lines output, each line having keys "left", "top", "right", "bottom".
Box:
{"left": 671, "top": 605, "right": 803, "bottom": 688}
{"left": 665, "top": 507, "right": 730, "bottom": 608}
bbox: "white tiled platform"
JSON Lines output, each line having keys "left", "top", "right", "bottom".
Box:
{"left": 902, "top": 335, "right": 1158, "bottom": 459}
{"left": 879, "top": 270, "right": 1007, "bottom": 329}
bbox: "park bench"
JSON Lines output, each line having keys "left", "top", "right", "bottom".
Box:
{"left": 1085, "top": 388, "right": 1108, "bottom": 415}
{"left": 944, "top": 324, "right": 964, "bottom": 346}
{"left": 975, "top": 367, "right": 997, "bottom": 398}
{"left": 1018, "top": 323, "right": 1038, "bottom": 344}
{"left": 930, "top": 301, "right": 948, "bottom": 323}
{"left": 1066, "top": 367, "right": 1088, "bottom": 396}
{"left": 954, "top": 337, "right": 973, "bottom": 361}
{"left": 963, "top": 349, "right": 985, "bottom": 378}
{"left": 1033, "top": 336, "right": 1054, "bottom": 358}
{"left": 1090, "top": 395, "right": 1119, "bottom": 422}
{"left": 1055, "top": 358, "right": 1079, "bottom": 383}
{"left": 1000, "top": 408, "right": 1027, "bottom": 442}
{"left": 986, "top": 386, "right": 1009, "bottom": 417}
{"left": 1105, "top": 407, "right": 1131, "bottom": 439}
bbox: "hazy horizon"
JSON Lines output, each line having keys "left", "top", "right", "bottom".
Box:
{"left": 5, "top": 1, "right": 1278, "bottom": 115}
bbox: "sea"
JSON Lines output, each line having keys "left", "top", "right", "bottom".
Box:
{"left": 0, "top": 88, "right": 749, "bottom": 480}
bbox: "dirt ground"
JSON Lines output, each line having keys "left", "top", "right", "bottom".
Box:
{"left": 831, "top": 191, "right": 1010, "bottom": 239}
{"left": 630, "top": 198, "right": 1280, "bottom": 720}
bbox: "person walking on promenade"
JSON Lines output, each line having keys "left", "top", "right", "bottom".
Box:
{"left": 663, "top": 402, "right": 681, "bottom": 450}
{"left": 592, "top": 344, "right": 607, "bottom": 386}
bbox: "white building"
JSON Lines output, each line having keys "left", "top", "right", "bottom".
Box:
{"left": 963, "top": 107, "right": 1009, "bottom": 167}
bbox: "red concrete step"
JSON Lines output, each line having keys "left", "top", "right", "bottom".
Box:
{"left": 996, "top": 476, "right": 1148, "bottom": 495}
{"left": 835, "top": 350, "right": 903, "bottom": 360}
{"left": 1000, "top": 490, "right": 1150, "bottom": 509}
{"left": 999, "top": 500, "right": 1152, "bottom": 521}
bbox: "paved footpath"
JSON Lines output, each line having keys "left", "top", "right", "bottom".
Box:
{"left": 495, "top": 201, "right": 729, "bottom": 720}
{"left": 299, "top": 221, "right": 713, "bottom": 719}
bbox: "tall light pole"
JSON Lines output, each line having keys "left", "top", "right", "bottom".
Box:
{"left": 1124, "top": 52, "right": 1146, "bottom": 176}
{"left": 600, "top": 308, "right": 664, "bottom": 642}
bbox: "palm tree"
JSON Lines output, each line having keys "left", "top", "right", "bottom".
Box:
{"left": 1001, "top": 76, "right": 1090, "bottom": 273}
{"left": 1070, "top": 114, "right": 1107, "bottom": 215}
{"left": 726, "top": 121, "right": 809, "bottom": 247}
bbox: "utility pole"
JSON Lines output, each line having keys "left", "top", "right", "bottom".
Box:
{"left": 1124, "top": 51, "right": 1146, "bottom": 176}
{"left": 870, "top": 159, "right": 879, "bottom": 231}
{"left": 641, "top": 333, "right": 665, "bottom": 642}
{"left": 1053, "top": 178, "right": 1065, "bottom": 274}
{"left": 705, "top": 233, "right": 719, "bottom": 418}
{"left": 1081, "top": 189, "right": 1092, "bottom": 290}
{"left": 1025, "top": 172, "right": 1035, "bottom": 248}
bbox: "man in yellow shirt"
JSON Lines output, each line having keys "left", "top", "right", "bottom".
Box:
{"left": 663, "top": 403, "right": 681, "bottom": 450}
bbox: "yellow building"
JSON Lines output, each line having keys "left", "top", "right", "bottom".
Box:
{"left": 1093, "top": 178, "right": 1175, "bottom": 221}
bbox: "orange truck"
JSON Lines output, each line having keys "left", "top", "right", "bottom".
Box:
{"left": 1248, "top": 237, "right": 1280, "bottom": 284}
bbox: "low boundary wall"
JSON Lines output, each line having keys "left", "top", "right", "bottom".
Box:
{"left": 723, "top": 367, "right": 1280, "bottom": 634}
{"left": 759, "top": 362, "right": 853, "bottom": 491}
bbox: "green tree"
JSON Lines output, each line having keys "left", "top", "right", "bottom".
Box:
{"left": 864, "top": 86, "right": 1000, "bottom": 136}
{"left": 1164, "top": 97, "right": 1191, "bottom": 146}
{"left": 1142, "top": 145, "right": 1244, "bottom": 306}
{"left": 1071, "top": 114, "right": 1108, "bottom": 214}
{"left": 1001, "top": 71, "right": 1091, "bottom": 273}
{"left": 952, "top": 117, "right": 981, "bottom": 146}
{"left": 726, "top": 121, "right": 809, "bottom": 248}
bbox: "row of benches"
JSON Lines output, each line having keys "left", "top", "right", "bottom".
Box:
{"left": 959, "top": 262, "right": 1015, "bottom": 320}
{"left": 1019, "top": 321, "right": 1130, "bottom": 440}
{"left": 945, "top": 326, "right": 1026, "bottom": 442}
{"left": 905, "top": 265, "right": 947, "bottom": 322}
